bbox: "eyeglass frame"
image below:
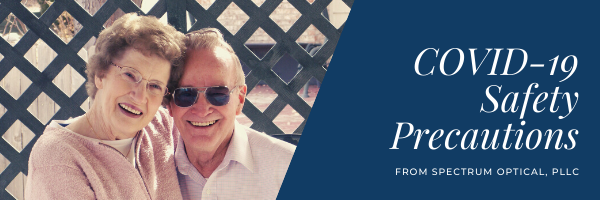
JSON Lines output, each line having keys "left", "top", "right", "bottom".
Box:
{"left": 171, "top": 85, "right": 242, "bottom": 107}
{"left": 110, "top": 62, "right": 170, "bottom": 96}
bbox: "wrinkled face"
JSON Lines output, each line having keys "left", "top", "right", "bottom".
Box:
{"left": 94, "top": 47, "right": 171, "bottom": 137}
{"left": 169, "top": 47, "right": 246, "bottom": 153}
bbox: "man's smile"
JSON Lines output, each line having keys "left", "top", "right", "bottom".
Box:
{"left": 188, "top": 120, "right": 218, "bottom": 127}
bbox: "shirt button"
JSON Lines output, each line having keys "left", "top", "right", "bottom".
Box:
{"left": 207, "top": 189, "right": 211, "bottom": 195}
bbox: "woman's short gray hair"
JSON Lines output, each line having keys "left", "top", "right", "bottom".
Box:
{"left": 85, "top": 13, "right": 185, "bottom": 101}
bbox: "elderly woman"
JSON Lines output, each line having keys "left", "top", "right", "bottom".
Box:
{"left": 25, "top": 13, "right": 185, "bottom": 199}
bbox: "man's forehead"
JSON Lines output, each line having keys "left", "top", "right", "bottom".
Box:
{"left": 180, "top": 47, "right": 236, "bottom": 86}
{"left": 185, "top": 46, "right": 234, "bottom": 64}
{"left": 212, "top": 46, "right": 235, "bottom": 62}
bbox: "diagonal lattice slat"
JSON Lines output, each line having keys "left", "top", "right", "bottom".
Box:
{"left": 0, "top": 0, "right": 351, "bottom": 198}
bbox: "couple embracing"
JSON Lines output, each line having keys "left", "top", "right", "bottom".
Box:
{"left": 25, "top": 13, "right": 295, "bottom": 200}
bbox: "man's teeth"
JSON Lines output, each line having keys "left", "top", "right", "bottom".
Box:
{"left": 119, "top": 104, "right": 141, "bottom": 115}
{"left": 190, "top": 120, "right": 217, "bottom": 127}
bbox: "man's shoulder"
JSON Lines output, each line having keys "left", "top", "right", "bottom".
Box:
{"left": 242, "top": 126, "right": 296, "bottom": 157}
{"left": 241, "top": 126, "right": 295, "bottom": 184}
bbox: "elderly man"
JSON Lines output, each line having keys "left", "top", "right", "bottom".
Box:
{"left": 166, "top": 28, "right": 296, "bottom": 199}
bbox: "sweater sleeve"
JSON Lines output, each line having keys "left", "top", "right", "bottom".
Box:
{"left": 25, "top": 165, "right": 96, "bottom": 200}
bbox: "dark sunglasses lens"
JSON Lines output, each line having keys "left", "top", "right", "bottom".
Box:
{"left": 205, "top": 87, "right": 230, "bottom": 106}
{"left": 174, "top": 88, "right": 198, "bottom": 107}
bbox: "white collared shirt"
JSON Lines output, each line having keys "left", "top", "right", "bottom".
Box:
{"left": 175, "top": 121, "right": 296, "bottom": 200}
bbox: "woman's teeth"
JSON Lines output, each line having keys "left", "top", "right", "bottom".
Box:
{"left": 190, "top": 120, "right": 217, "bottom": 127}
{"left": 119, "top": 103, "right": 142, "bottom": 115}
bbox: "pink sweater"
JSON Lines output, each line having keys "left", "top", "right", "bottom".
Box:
{"left": 25, "top": 108, "right": 183, "bottom": 199}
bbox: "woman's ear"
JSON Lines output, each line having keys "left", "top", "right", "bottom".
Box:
{"left": 94, "top": 75, "right": 104, "bottom": 90}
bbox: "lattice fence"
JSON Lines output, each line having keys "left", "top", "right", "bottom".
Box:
{"left": 0, "top": 0, "right": 351, "bottom": 199}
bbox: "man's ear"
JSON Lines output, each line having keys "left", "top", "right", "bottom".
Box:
{"left": 167, "top": 102, "right": 174, "bottom": 117}
{"left": 236, "top": 85, "right": 247, "bottom": 115}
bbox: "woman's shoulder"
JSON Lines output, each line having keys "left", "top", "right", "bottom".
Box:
{"left": 146, "top": 107, "right": 170, "bottom": 129}
{"left": 144, "top": 106, "right": 176, "bottom": 140}
{"left": 138, "top": 107, "right": 178, "bottom": 167}
{"left": 29, "top": 125, "right": 96, "bottom": 169}
{"left": 34, "top": 125, "right": 90, "bottom": 151}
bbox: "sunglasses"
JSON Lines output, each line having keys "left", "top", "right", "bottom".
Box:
{"left": 172, "top": 86, "right": 239, "bottom": 107}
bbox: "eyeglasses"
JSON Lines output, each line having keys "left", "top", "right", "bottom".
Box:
{"left": 111, "top": 62, "right": 169, "bottom": 96}
{"left": 172, "top": 86, "right": 239, "bottom": 107}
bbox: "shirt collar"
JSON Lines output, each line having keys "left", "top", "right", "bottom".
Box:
{"left": 222, "top": 121, "right": 256, "bottom": 173}
{"left": 174, "top": 127, "right": 195, "bottom": 176}
{"left": 174, "top": 121, "right": 256, "bottom": 174}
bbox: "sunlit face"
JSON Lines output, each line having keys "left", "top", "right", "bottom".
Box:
{"left": 169, "top": 47, "right": 246, "bottom": 153}
{"left": 94, "top": 47, "right": 171, "bottom": 138}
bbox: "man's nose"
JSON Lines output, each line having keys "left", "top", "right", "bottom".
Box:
{"left": 189, "top": 93, "right": 212, "bottom": 117}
